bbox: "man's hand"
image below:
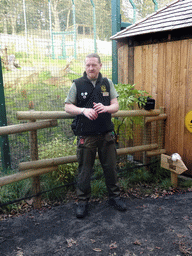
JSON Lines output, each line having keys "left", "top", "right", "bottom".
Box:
{"left": 83, "top": 108, "right": 98, "bottom": 120}
{"left": 93, "top": 102, "right": 107, "bottom": 114}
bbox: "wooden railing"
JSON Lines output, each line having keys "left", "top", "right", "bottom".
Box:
{"left": 0, "top": 109, "right": 167, "bottom": 208}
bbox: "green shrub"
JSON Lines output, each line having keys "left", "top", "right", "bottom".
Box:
{"left": 118, "top": 161, "right": 171, "bottom": 187}
{"left": 15, "top": 52, "right": 28, "bottom": 59}
{"left": 179, "top": 179, "right": 192, "bottom": 189}
{"left": 160, "top": 178, "right": 172, "bottom": 190}
{"left": 67, "top": 73, "right": 81, "bottom": 81}
{"left": 38, "top": 136, "right": 78, "bottom": 184}
{"left": 0, "top": 169, "right": 32, "bottom": 211}
{"left": 91, "top": 180, "right": 107, "bottom": 198}
{"left": 38, "top": 71, "right": 52, "bottom": 81}
{"left": 113, "top": 83, "right": 149, "bottom": 145}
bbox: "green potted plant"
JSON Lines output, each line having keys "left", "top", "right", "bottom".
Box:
{"left": 138, "top": 96, "right": 155, "bottom": 110}
{"left": 113, "top": 83, "right": 151, "bottom": 146}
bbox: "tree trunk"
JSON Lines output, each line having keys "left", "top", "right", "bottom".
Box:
{"left": 51, "top": 1, "right": 60, "bottom": 32}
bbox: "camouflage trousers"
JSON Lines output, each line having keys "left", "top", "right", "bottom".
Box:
{"left": 76, "top": 131, "right": 120, "bottom": 200}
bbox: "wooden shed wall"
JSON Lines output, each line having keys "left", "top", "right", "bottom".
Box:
{"left": 118, "top": 39, "right": 192, "bottom": 174}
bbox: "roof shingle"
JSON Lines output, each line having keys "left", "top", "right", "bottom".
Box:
{"left": 110, "top": 0, "right": 192, "bottom": 40}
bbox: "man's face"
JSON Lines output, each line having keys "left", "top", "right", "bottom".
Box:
{"left": 85, "top": 57, "right": 102, "bottom": 80}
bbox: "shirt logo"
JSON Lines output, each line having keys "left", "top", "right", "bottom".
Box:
{"left": 101, "top": 85, "right": 109, "bottom": 96}
{"left": 101, "top": 85, "right": 107, "bottom": 92}
{"left": 81, "top": 92, "right": 88, "bottom": 99}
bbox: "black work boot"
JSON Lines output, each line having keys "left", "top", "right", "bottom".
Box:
{"left": 108, "top": 197, "right": 127, "bottom": 211}
{"left": 76, "top": 200, "right": 88, "bottom": 218}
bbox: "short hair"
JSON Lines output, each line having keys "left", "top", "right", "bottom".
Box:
{"left": 85, "top": 53, "right": 101, "bottom": 63}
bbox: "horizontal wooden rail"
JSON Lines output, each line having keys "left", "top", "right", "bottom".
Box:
{"left": 146, "top": 149, "right": 166, "bottom": 157}
{"left": 0, "top": 120, "right": 58, "bottom": 136}
{"left": 145, "top": 114, "right": 167, "bottom": 123}
{"left": 19, "top": 143, "right": 158, "bottom": 171}
{"left": 16, "top": 109, "right": 161, "bottom": 120}
{"left": 0, "top": 167, "right": 58, "bottom": 186}
{"left": 0, "top": 144, "right": 158, "bottom": 186}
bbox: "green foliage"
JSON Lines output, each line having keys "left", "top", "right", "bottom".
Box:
{"left": 91, "top": 180, "right": 107, "bottom": 198}
{"left": 118, "top": 161, "right": 170, "bottom": 188}
{"left": 179, "top": 179, "right": 192, "bottom": 189}
{"left": 15, "top": 52, "right": 28, "bottom": 59}
{"left": 0, "top": 169, "right": 32, "bottom": 211}
{"left": 159, "top": 178, "right": 172, "bottom": 190}
{"left": 38, "top": 136, "right": 78, "bottom": 184}
{"left": 67, "top": 73, "right": 81, "bottom": 81}
{"left": 113, "top": 83, "right": 149, "bottom": 144}
{"left": 40, "top": 172, "right": 75, "bottom": 202}
{"left": 114, "top": 83, "right": 149, "bottom": 110}
{"left": 119, "top": 167, "right": 151, "bottom": 186}
{"left": 38, "top": 71, "right": 52, "bottom": 81}
{"left": 90, "top": 162, "right": 108, "bottom": 198}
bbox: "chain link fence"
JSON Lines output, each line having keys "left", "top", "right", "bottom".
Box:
{"left": 0, "top": 0, "right": 112, "bottom": 171}
{"left": 0, "top": 1, "right": 166, "bottom": 208}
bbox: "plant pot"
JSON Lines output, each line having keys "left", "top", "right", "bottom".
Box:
{"left": 138, "top": 97, "right": 155, "bottom": 110}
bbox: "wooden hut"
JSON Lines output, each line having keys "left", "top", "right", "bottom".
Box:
{"left": 111, "top": 0, "right": 192, "bottom": 174}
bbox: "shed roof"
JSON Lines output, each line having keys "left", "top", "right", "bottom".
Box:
{"left": 111, "top": 0, "right": 192, "bottom": 40}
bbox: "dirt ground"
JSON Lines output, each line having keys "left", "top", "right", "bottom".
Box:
{"left": 1, "top": 192, "right": 192, "bottom": 256}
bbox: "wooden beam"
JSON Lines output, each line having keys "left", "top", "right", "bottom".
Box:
{"left": 0, "top": 166, "right": 58, "bottom": 186}
{"left": 146, "top": 149, "right": 166, "bottom": 157}
{"left": 0, "top": 120, "right": 58, "bottom": 135}
{"left": 171, "top": 171, "right": 178, "bottom": 187}
{"left": 19, "top": 144, "right": 158, "bottom": 171}
{"left": 17, "top": 111, "right": 73, "bottom": 120}
{"left": 30, "top": 119, "right": 40, "bottom": 208}
{"left": 16, "top": 110, "right": 161, "bottom": 120}
{"left": 145, "top": 114, "right": 167, "bottom": 123}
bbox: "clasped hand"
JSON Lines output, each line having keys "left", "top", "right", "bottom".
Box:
{"left": 83, "top": 102, "right": 107, "bottom": 120}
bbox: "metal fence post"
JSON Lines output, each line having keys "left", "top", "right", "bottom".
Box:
{"left": 111, "top": 0, "right": 121, "bottom": 85}
{"left": 0, "top": 57, "right": 11, "bottom": 170}
{"left": 111, "top": 0, "right": 132, "bottom": 84}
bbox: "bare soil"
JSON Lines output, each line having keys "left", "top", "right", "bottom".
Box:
{"left": 1, "top": 191, "right": 192, "bottom": 256}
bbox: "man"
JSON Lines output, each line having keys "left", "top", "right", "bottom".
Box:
{"left": 65, "top": 53, "right": 126, "bottom": 218}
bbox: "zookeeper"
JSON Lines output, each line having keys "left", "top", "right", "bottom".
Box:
{"left": 65, "top": 53, "right": 127, "bottom": 218}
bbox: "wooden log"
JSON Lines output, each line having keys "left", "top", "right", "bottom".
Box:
{"left": 158, "top": 107, "right": 166, "bottom": 150}
{"left": 143, "top": 117, "right": 149, "bottom": 167}
{"left": 16, "top": 110, "right": 161, "bottom": 120}
{"left": 146, "top": 149, "right": 166, "bottom": 157}
{"left": 113, "top": 110, "right": 160, "bottom": 118}
{"left": 19, "top": 155, "right": 77, "bottom": 171}
{"left": 0, "top": 119, "right": 58, "bottom": 135}
{"left": 19, "top": 144, "right": 158, "bottom": 171}
{"left": 0, "top": 167, "right": 58, "bottom": 186}
{"left": 30, "top": 119, "right": 41, "bottom": 209}
{"left": 117, "top": 143, "right": 158, "bottom": 155}
{"left": 171, "top": 171, "right": 178, "bottom": 187}
{"left": 145, "top": 114, "right": 167, "bottom": 123}
{"left": 17, "top": 111, "right": 73, "bottom": 120}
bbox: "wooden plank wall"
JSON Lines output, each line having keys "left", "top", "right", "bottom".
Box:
{"left": 118, "top": 39, "right": 192, "bottom": 174}
{"left": 118, "top": 44, "right": 129, "bottom": 84}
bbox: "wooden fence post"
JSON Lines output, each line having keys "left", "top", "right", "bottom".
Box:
{"left": 143, "top": 116, "right": 152, "bottom": 169}
{"left": 30, "top": 118, "right": 41, "bottom": 209}
{"left": 158, "top": 107, "right": 165, "bottom": 149}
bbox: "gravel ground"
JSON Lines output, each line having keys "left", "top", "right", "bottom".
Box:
{"left": 1, "top": 192, "right": 192, "bottom": 256}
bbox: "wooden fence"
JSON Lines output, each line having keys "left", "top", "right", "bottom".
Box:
{"left": 0, "top": 109, "right": 166, "bottom": 208}
{"left": 117, "top": 39, "right": 192, "bottom": 174}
